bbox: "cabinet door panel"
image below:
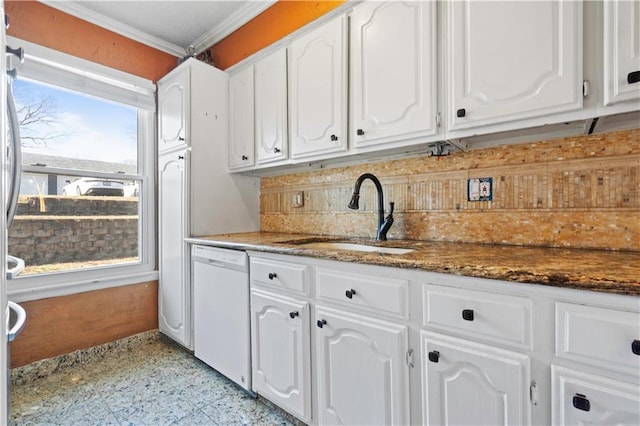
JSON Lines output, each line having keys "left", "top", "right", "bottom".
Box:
{"left": 552, "top": 365, "right": 640, "bottom": 425}
{"left": 255, "top": 48, "right": 288, "bottom": 164}
{"left": 315, "top": 307, "right": 409, "bottom": 425}
{"left": 158, "top": 151, "right": 189, "bottom": 346}
{"left": 251, "top": 289, "right": 311, "bottom": 422}
{"left": 604, "top": 0, "right": 640, "bottom": 105}
{"left": 228, "top": 66, "right": 255, "bottom": 169}
{"left": 351, "top": 1, "right": 437, "bottom": 148}
{"left": 289, "top": 15, "right": 347, "bottom": 159}
{"left": 158, "top": 67, "right": 189, "bottom": 152}
{"left": 421, "top": 331, "right": 530, "bottom": 425}
{"left": 447, "top": 0, "right": 582, "bottom": 130}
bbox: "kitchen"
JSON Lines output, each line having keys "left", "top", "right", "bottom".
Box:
{"left": 2, "top": 0, "right": 639, "bottom": 425}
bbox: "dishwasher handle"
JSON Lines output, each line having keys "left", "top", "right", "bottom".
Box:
{"left": 7, "top": 301, "right": 26, "bottom": 342}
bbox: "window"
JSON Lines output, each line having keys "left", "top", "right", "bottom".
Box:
{"left": 7, "top": 37, "right": 156, "bottom": 299}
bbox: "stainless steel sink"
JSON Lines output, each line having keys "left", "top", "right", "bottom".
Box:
{"left": 297, "top": 241, "right": 414, "bottom": 255}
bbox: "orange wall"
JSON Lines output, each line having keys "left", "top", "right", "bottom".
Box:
{"left": 209, "top": 0, "right": 346, "bottom": 70}
{"left": 5, "top": 0, "right": 177, "bottom": 82}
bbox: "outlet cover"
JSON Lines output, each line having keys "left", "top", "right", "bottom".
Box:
{"left": 292, "top": 191, "right": 304, "bottom": 208}
{"left": 468, "top": 178, "right": 493, "bottom": 201}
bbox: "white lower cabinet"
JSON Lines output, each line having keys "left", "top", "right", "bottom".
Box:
{"left": 250, "top": 288, "right": 312, "bottom": 422}
{"left": 315, "top": 306, "right": 409, "bottom": 425}
{"left": 552, "top": 365, "right": 640, "bottom": 425}
{"left": 421, "top": 331, "right": 531, "bottom": 425}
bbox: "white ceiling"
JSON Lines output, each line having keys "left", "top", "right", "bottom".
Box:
{"left": 41, "top": 0, "right": 277, "bottom": 57}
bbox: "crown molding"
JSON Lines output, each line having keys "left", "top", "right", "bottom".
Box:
{"left": 40, "top": 0, "right": 186, "bottom": 57}
{"left": 191, "top": 0, "right": 276, "bottom": 53}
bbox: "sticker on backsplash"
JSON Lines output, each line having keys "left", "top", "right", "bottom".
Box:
{"left": 468, "top": 178, "right": 493, "bottom": 201}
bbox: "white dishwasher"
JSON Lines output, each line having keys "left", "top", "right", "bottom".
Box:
{"left": 192, "top": 245, "right": 251, "bottom": 392}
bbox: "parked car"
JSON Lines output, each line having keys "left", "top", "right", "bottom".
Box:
{"left": 62, "top": 177, "right": 125, "bottom": 196}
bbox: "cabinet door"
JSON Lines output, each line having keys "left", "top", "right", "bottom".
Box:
{"left": 158, "top": 66, "right": 189, "bottom": 153}
{"left": 351, "top": 1, "right": 438, "bottom": 149}
{"left": 251, "top": 289, "right": 311, "bottom": 422}
{"left": 315, "top": 306, "right": 409, "bottom": 425}
{"left": 158, "top": 150, "right": 190, "bottom": 347}
{"left": 228, "top": 66, "right": 255, "bottom": 169}
{"left": 604, "top": 0, "right": 640, "bottom": 106}
{"left": 289, "top": 15, "right": 348, "bottom": 159}
{"left": 446, "top": 0, "right": 582, "bottom": 131}
{"left": 552, "top": 365, "right": 640, "bottom": 425}
{"left": 421, "top": 331, "right": 530, "bottom": 425}
{"left": 255, "top": 48, "right": 288, "bottom": 164}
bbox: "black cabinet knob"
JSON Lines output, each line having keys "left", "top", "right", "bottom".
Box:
{"left": 330, "top": 134, "right": 338, "bottom": 141}
{"left": 462, "top": 309, "right": 475, "bottom": 321}
{"left": 241, "top": 155, "right": 248, "bottom": 161}
{"left": 273, "top": 147, "right": 281, "bottom": 153}
{"left": 345, "top": 289, "right": 356, "bottom": 299}
{"left": 317, "top": 319, "right": 327, "bottom": 328}
{"left": 632, "top": 339, "right": 640, "bottom": 355}
{"left": 456, "top": 108, "right": 466, "bottom": 118}
{"left": 428, "top": 350, "right": 440, "bottom": 363}
{"left": 357, "top": 129, "right": 365, "bottom": 136}
{"left": 289, "top": 311, "right": 299, "bottom": 319}
{"left": 178, "top": 155, "right": 184, "bottom": 160}
{"left": 178, "top": 136, "right": 185, "bottom": 141}
{"left": 268, "top": 272, "right": 277, "bottom": 280}
{"left": 628, "top": 70, "right": 640, "bottom": 85}
{"left": 572, "top": 394, "right": 590, "bottom": 412}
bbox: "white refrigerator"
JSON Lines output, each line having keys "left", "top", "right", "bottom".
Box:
{"left": 2, "top": 4, "right": 26, "bottom": 421}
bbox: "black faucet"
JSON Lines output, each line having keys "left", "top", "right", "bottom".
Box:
{"left": 347, "top": 173, "right": 394, "bottom": 241}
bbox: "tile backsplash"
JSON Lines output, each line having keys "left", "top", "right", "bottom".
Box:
{"left": 261, "top": 129, "right": 640, "bottom": 251}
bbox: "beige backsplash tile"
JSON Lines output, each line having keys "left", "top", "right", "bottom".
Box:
{"left": 261, "top": 129, "right": 640, "bottom": 251}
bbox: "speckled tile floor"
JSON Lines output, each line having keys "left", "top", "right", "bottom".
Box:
{"left": 10, "top": 336, "right": 301, "bottom": 426}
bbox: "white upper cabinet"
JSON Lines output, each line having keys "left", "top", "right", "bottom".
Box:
{"left": 446, "top": 0, "right": 583, "bottom": 133}
{"left": 158, "top": 66, "right": 189, "bottom": 153}
{"left": 603, "top": 0, "right": 640, "bottom": 107}
{"left": 255, "top": 48, "right": 288, "bottom": 164}
{"left": 228, "top": 66, "right": 255, "bottom": 170}
{"left": 351, "top": 1, "right": 439, "bottom": 149}
{"left": 289, "top": 15, "right": 348, "bottom": 160}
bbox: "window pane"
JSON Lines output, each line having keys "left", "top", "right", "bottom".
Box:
{"left": 14, "top": 78, "right": 138, "bottom": 174}
{"left": 9, "top": 77, "right": 141, "bottom": 276}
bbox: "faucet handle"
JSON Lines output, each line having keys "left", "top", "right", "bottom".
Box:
{"left": 388, "top": 202, "right": 395, "bottom": 216}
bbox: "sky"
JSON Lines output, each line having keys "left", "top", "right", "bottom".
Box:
{"left": 13, "top": 78, "right": 138, "bottom": 166}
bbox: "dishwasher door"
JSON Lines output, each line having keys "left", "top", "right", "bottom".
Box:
{"left": 192, "top": 245, "right": 251, "bottom": 392}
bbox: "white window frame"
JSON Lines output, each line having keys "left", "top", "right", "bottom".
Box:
{"left": 7, "top": 36, "right": 158, "bottom": 301}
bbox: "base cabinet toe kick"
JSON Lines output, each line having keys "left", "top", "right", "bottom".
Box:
{"left": 240, "top": 251, "right": 640, "bottom": 425}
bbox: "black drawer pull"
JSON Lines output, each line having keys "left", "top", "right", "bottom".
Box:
{"left": 268, "top": 272, "right": 277, "bottom": 280}
{"left": 317, "top": 319, "right": 327, "bottom": 328}
{"left": 572, "top": 394, "right": 590, "bottom": 412}
{"left": 428, "top": 350, "right": 440, "bottom": 363}
{"left": 273, "top": 147, "right": 281, "bottom": 153}
{"left": 330, "top": 134, "right": 338, "bottom": 141}
{"left": 289, "top": 311, "right": 299, "bottom": 319}
{"left": 357, "top": 129, "right": 365, "bottom": 136}
{"left": 462, "top": 309, "right": 474, "bottom": 321}
{"left": 241, "top": 155, "right": 248, "bottom": 161}
{"left": 628, "top": 71, "right": 640, "bottom": 85}
{"left": 178, "top": 136, "right": 185, "bottom": 141}
{"left": 632, "top": 339, "right": 640, "bottom": 355}
{"left": 456, "top": 108, "right": 466, "bottom": 118}
{"left": 345, "top": 289, "right": 356, "bottom": 299}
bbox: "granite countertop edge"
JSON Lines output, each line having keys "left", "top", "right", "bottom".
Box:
{"left": 185, "top": 233, "right": 640, "bottom": 296}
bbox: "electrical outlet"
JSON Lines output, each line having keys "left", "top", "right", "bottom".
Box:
{"left": 292, "top": 191, "right": 304, "bottom": 208}
{"left": 468, "top": 178, "right": 493, "bottom": 201}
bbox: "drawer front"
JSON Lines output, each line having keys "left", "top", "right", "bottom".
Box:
{"left": 556, "top": 302, "right": 640, "bottom": 376}
{"left": 423, "top": 285, "right": 532, "bottom": 349}
{"left": 316, "top": 268, "right": 409, "bottom": 318}
{"left": 250, "top": 257, "right": 309, "bottom": 295}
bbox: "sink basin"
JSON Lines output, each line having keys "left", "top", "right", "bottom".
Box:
{"left": 298, "top": 242, "right": 414, "bottom": 255}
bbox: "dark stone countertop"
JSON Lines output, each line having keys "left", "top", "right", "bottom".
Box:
{"left": 185, "top": 232, "right": 640, "bottom": 296}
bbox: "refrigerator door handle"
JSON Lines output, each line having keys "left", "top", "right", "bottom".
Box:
{"left": 6, "top": 82, "right": 22, "bottom": 228}
{"left": 6, "top": 255, "right": 24, "bottom": 280}
{"left": 7, "top": 301, "right": 26, "bottom": 342}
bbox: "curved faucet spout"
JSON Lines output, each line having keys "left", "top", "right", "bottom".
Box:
{"left": 347, "top": 173, "right": 393, "bottom": 240}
